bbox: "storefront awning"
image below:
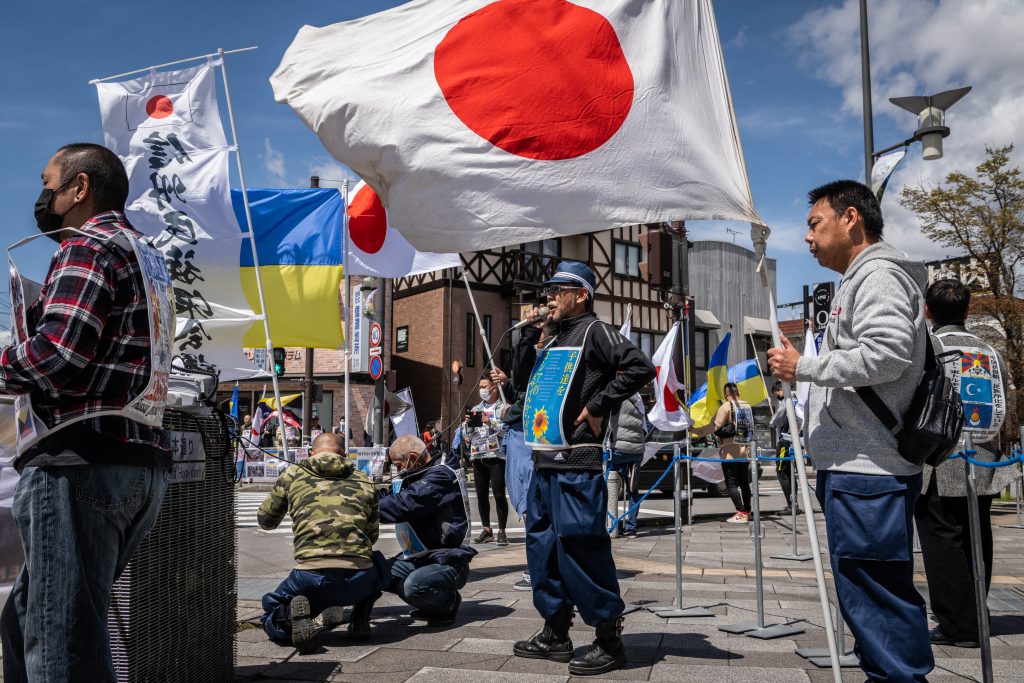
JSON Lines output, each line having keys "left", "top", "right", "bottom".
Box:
{"left": 743, "top": 316, "right": 772, "bottom": 336}
{"left": 694, "top": 308, "right": 721, "bottom": 329}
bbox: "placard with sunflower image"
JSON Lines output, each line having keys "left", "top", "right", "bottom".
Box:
{"left": 523, "top": 346, "right": 583, "bottom": 449}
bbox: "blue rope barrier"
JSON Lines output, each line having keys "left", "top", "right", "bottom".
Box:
{"left": 947, "top": 449, "right": 1024, "bottom": 468}
{"left": 607, "top": 454, "right": 680, "bottom": 533}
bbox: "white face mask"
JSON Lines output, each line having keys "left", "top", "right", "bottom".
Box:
{"left": 479, "top": 388, "right": 492, "bottom": 402}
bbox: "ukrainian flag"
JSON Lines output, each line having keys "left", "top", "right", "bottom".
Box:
{"left": 688, "top": 332, "right": 731, "bottom": 429}
{"left": 234, "top": 188, "right": 344, "bottom": 349}
{"left": 727, "top": 359, "right": 769, "bottom": 407}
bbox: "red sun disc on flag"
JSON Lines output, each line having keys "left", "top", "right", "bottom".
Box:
{"left": 348, "top": 184, "right": 388, "bottom": 254}
{"left": 434, "top": 0, "right": 634, "bottom": 161}
{"left": 145, "top": 95, "right": 174, "bottom": 119}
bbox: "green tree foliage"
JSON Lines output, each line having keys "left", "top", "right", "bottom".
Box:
{"left": 900, "top": 144, "right": 1024, "bottom": 443}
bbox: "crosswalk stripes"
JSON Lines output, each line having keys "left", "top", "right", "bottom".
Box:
{"left": 234, "top": 491, "right": 528, "bottom": 537}
{"left": 235, "top": 490, "right": 677, "bottom": 536}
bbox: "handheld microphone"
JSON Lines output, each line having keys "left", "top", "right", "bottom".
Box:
{"left": 512, "top": 306, "right": 550, "bottom": 329}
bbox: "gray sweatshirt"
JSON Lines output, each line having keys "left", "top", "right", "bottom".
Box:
{"left": 796, "top": 243, "right": 928, "bottom": 476}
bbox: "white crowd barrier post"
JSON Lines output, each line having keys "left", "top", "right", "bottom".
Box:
{"left": 719, "top": 440, "right": 804, "bottom": 639}
{"left": 646, "top": 443, "right": 713, "bottom": 619}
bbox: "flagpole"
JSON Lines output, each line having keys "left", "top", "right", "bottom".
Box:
{"left": 89, "top": 46, "right": 257, "bottom": 83}
{"left": 460, "top": 267, "right": 508, "bottom": 405}
{"left": 745, "top": 332, "right": 771, "bottom": 400}
{"left": 750, "top": 224, "right": 841, "bottom": 680}
{"left": 342, "top": 179, "right": 352, "bottom": 454}
{"left": 217, "top": 48, "right": 290, "bottom": 463}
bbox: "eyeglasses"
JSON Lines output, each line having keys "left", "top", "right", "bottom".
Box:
{"left": 542, "top": 285, "right": 581, "bottom": 297}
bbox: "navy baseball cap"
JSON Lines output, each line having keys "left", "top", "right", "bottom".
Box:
{"left": 542, "top": 261, "right": 596, "bottom": 298}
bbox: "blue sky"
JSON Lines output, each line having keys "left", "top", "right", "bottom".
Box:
{"left": 2, "top": 0, "right": 1020, "bottom": 315}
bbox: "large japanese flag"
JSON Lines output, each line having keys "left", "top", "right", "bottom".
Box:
{"left": 347, "top": 181, "right": 463, "bottom": 277}
{"left": 271, "top": 0, "right": 761, "bottom": 253}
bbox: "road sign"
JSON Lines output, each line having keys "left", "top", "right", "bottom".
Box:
{"left": 369, "top": 322, "right": 382, "bottom": 347}
{"left": 369, "top": 355, "right": 383, "bottom": 380}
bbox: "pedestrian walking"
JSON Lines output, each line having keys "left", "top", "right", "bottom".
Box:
{"left": 691, "top": 383, "right": 754, "bottom": 523}
{"left": 769, "top": 179, "right": 934, "bottom": 682}
{"left": 513, "top": 261, "right": 655, "bottom": 676}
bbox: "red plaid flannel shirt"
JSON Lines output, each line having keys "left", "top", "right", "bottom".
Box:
{"left": 0, "top": 211, "right": 164, "bottom": 448}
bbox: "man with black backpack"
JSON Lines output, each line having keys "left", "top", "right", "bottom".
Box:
{"left": 768, "top": 180, "right": 933, "bottom": 682}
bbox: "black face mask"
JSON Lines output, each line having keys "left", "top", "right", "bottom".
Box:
{"left": 34, "top": 177, "right": 76, "bottom": 239}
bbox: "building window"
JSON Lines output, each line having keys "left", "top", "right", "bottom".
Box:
{"left": 745, "top": 334, "right": 771, "bottom": 378}
{"left": 524, "top": 239, "right": 560, "bottom": 257}
{"left": 629, "top": 330, "right": 664, "bottom": 360}
{"left": 466, "top": 313, "right": 476, "bottom": 367}
{"left": 613, "top": 241, "right": 641, "bottom": 278}
{"left": 395, "top": 325, "right": 409, "bottom": 353}
{"left": 694, "top": 329, "right": 710, "bottom": 370}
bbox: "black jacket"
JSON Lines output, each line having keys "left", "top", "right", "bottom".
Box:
{"left": 501, "top": 325, "right": 541, "bottom": 431}
{"left": 378, "top": 452, "right": 477, "bottom": 567}
{"left": 530, "top": 312, "right": 655, "bottom": 470}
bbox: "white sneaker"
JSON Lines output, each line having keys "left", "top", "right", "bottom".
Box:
{"left": 726, "top": 512, "right": 749, "bottom": 524}
{"left": 514, "top": 572, "right": 532, "bottom": 591}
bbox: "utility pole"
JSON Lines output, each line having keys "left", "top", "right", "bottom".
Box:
{"left": 302, "top": 176, "right": 319, "bottom": 444}
{"left": 860, "top": 0, "right": 875, "bottom": 181}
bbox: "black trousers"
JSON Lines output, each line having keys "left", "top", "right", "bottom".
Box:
{"left": 472, "top": 457, "right": 508, "bottom": 530}
{"left": 776, "top": 444, "right": 795, "bottom": 506}
{"left": 914, "top": 477, "right": 994, "bottom": 641}
{"left": 722, "top": 460, "right": 751, "bottom": 513}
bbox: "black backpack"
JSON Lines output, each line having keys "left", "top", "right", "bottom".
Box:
{"left": 855, "top": 341, "right": 964, "bottom": 467}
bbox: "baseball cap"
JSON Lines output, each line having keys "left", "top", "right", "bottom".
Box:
{"left": 542, "top": 261, "right": 596, "bottom": 298}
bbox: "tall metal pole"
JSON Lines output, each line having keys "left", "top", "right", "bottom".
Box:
{"left": 963, "top": 432, "right": 994, "bottom": 683}
{"left": 302, "top": 176, "right": 319, "bottom": 445}
{"left": 342, "top": 180, "right": 351, "bottom": 453}
{"left": 860, "top": 0, "right": 875, "bottom": 181}
{"left": 217, "top": 48, "right": 289, "bottom": 462}
{"left": 372, "top": 277, "right": 386, "bottom": 446}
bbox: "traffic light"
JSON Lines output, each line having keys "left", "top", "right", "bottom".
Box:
{"left": 639, "top": 225, "right": 672, "bottom": 290}
{"left": 272, "top": 347, "right": 286, "bottom": 376}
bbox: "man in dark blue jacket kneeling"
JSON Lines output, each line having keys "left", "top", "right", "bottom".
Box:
{"left": 352, "top": 434, "right": 477, "bottom": 633}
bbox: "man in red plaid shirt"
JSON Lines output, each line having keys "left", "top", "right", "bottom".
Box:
{"left": 1, "top": 143, "right": 171, "bottom": 682}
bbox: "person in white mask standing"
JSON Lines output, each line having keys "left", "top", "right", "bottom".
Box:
{"left": 461, "top": 376, "right": 509, "bottom": 545}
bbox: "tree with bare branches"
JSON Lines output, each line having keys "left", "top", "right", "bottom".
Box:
{"left": 900, "top": 144, "right": 1024, "bottom": 444}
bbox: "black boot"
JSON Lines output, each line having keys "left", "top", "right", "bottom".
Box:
{"left": 513, "top": 609, "right": 574, "bottom": 662}
{"left": 347, "top": 590, "right": 381, "bottom": 640}
{"left": 568, "top": 616, "right": 626, "bottom": 675}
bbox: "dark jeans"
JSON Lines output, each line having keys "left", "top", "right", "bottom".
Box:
{"left": 1, "top": 464, "right": 168, "bottom": 683}
{"left": 914, "top": 476, "right": 994, "bottom": 641}
{"left": 261, "top": 562, "right": 384, "bottom": 643}
{"left": 472, "top": 457, "right": 508, "bottom": 530}
{"left": 816, "top": 470, "right": 933, "bottom": 682}
{"left": 382, "top": 553, "right": 469, "bottom": 615}
{"left": 722, "top": 460, "right": 751, "bottom": 513}
{"left": 609, "top": 451, "right": 642, "bottom": 533}
{"left": 526, "top": 468, "right": 625, "bottom": 627}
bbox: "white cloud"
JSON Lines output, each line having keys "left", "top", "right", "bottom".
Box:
{"left": 788, "top": 0, "right": 1024, "bottom": 261}
{"left": 728, "top": 26, "right": 748, "bottom": 50}
{"left": 262, "top": 137, "right": 287, "bottom": 185}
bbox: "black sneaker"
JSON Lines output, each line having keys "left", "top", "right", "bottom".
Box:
{"left": 495, "top": 530, "right": 509, "bottom": 546}
{"left": 289, "top": 596, "right": 319, "bottom": 653}
{"left": 474, "top": 529, "right": 495, "bottom": 544}
{"left": 622, "top": 529, "right": 637, "bottom": 538}
{"left": 929, "top": 626, "right": 979, "bottom": 648}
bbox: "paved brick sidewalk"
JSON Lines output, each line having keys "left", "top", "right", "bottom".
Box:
{"left": 233, "top": 506, "right": 1024, "bottom": 683}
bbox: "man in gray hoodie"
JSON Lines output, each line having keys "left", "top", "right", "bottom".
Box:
{"left": 768, "top": 180, "right": 932, "bottom": 682}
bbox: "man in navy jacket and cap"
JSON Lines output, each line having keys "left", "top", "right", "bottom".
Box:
{"left": 513, "top": 261, "right": 655, "bottom": 676}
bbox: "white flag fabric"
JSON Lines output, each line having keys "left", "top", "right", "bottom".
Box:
{"left": 271, "top": 0, "right": 761, "bottom": 253}
{"left": 619, "top": 303, "right": 632, "bottom": 339}
{"left": 796, "top": 328, "right": 817, "bottom": 421}
{"left": 96, "top": 61, "right": 264, "bottom": 380}
{"left": 647, "top": 322, "right": 691, "bottom": 431}
{"left": 347, "top": 181, "right": 462, "bottom": 277}
{"left": 389, "top": 387, "right": 421, "bottom": 438}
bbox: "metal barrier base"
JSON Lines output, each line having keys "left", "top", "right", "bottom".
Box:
{"left": 719, "top": 622, "right": 805, "bottom": 639}
{"left": 770, "top": 552, "right": 813, "bottom": 561}
{"left": 1000, "top": 524, "right": 1024, "bottom": 529}
{"left": 622, "top": 603, "right": 643, "bottom": 616}
{"left": 649, "top": 606, "right": 714, "bottom": 618}
{"left": 808, "top": 654, "right": 860, "bottom": 668}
